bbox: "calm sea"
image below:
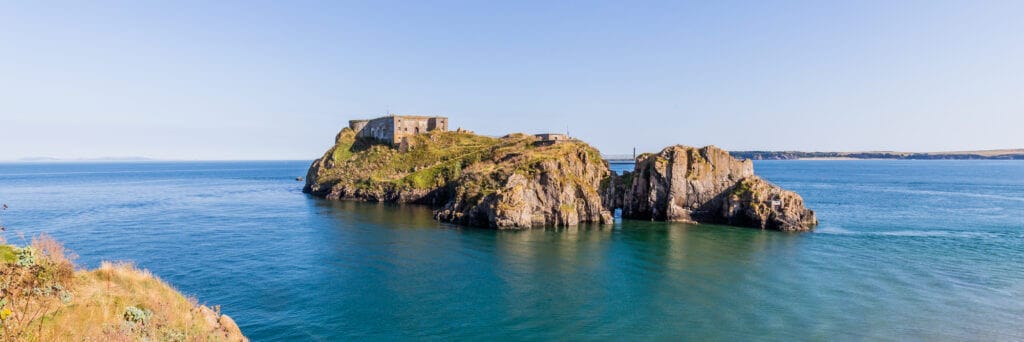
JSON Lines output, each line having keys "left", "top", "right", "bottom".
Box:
{"left": 0, "top": 160, "right": 1022, "bottom": 340}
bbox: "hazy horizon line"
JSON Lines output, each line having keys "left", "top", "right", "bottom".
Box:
{"left": 5, "top": 147, "right": 1022, "bottom": 164}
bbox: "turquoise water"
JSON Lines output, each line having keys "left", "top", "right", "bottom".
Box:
{"left": 1, "top": 160, "right": 1022, "bottom": 340}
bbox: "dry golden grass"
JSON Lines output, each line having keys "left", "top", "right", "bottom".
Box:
{"left": 2, "top": 237, "right": 246, "bottom": 342}
{"left": 30, "top": 234, "right": 75, "bottom": 268}
{"left": 1, "top": 234, "right": 76, "bottom": 341}
{"left": 36, "top": 262, "right": 245, "bottom": 341}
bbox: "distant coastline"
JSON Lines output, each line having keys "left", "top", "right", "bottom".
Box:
{"left": 10, "top": 156, "right": 156, "bottom": 163}
{"left": 729, "top": 149, "right": 1024, "bottom": 160}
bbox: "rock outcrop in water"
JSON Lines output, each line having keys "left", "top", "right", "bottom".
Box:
{"left": 305, "top": 123, "right": 816, "bottom": 231}
{"left": 608, "top": 145, "right": 817, "bottom": 231}
{"left": 723, "top": 176, "right": 818, "bottom": 231}
{"left": 304, "top": 129, "right": 612, "bottom": 229}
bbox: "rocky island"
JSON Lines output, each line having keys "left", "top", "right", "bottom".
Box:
{"left": 304, "top": 116, "right": 611, "bottom": 228}
{"left": 304, "top": 115, "right": 817, "bottom": 231}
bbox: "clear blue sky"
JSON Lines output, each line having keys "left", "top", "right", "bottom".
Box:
{"left": 2, "top": 1, "right": 1022, "bottom": 160}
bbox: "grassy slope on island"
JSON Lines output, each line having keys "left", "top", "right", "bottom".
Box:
{"left": 318, "top": 128, "right": 501, "bottom": 191}
{"left": 445, "top": 133, "right": 606, "bottom": 207}
{"left": 0, "top": 236, "right": 245, "bottom": 341}
{"left": 308, "top": 128, "right": 605, "bottom": 203}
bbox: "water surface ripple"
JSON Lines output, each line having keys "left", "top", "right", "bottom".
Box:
{"left": 0, "top": 160, "right": 1021, "bottom": 340}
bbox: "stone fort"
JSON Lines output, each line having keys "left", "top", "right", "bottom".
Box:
{"left": 349, "top": 115, "right": 449, "bottom": 145}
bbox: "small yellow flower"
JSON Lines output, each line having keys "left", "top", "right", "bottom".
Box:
{"left": 0, "top": 307, "right": 12, "bottom": 321}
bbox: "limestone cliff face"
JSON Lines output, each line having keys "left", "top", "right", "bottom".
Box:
{"left": 614, "top": 145, "right": 816, "bottom": 231}
{"left": 435, "top": 146, "right": 612, "bottom": 228}
{"left": 303, "top": 129, "right": 612, "bottom": 229}
{"left": 622, "top": 145, "right": 754, "bottom": 222}
{"left": 601, "top": 170, "right": 628, "bottom": 210}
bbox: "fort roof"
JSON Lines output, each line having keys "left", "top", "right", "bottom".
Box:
{"left": 390, "top": 115, "right": 442, "bottom": 119}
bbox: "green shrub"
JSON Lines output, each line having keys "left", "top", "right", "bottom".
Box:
{"left": 124, "top": 305, "right": 152, "bottom": 325}
{"left": 0, "top": 245, "right": 15, "bottom": 264}
{"left": 15, "top": 247, "right": 35, "bottom": 267}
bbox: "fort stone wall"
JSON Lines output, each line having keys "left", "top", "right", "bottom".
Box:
{"left": 348, "top": 120, "right": 369, "bottom": 132}
{"left": 355, "top": 117, "right": 396, "bottom": 143}
{"left": 349, "top": 115, "right": 448, "bottom": 145}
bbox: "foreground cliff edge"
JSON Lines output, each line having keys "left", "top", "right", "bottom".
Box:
{"left": 305, "top": 126, "right": 816, "bottom": 231}
{"left": 0, "top": 236, "right": 246, "bottom": 341}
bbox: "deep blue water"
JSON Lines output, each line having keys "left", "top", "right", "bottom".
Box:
{"left": 1, "top": 160, "right": 1022, "bottom": 340}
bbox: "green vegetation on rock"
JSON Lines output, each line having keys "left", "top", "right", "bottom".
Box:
{"left": 305, "top": 129, "right": 612, "bottom": 228}
{"left": 0, "top": 245, "right": 15, "bottom": 264}
{"left": 308, "top": 129, "right": 605, "bottom": 201}
{"left": 315, "top": 128, "right": 502, "bottom": 193}
{"left": 731, "top": 177, "right": 754, "bottom": 196}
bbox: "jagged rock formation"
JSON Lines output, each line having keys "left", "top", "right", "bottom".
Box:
{"left": 304, "top": 129, "right": 612, "bottom": 229}
{"left": 621, "top": 145, "right": 754, "bottom": 222}
{"left": 609, "top": 145, "right": 817, "bottom": 231}
{"left": 435, "top": 142, "right": 613, "bottom": 227}
{"left": 723, "top": 176, "right": 818, "bottom": 231}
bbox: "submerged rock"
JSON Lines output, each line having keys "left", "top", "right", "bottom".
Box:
{"left": 613, "top": 145, "right": 816, "bottom": 231}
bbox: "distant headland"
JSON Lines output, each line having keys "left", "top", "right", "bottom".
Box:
{"left": 303, "top": 115, "right": 817, "bottom": 231}
{"left": 730, "top": 149, "right": 1024, "bottom": 160}
{"left": 8, "top": 156, "right": 157, "bottom": 163}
